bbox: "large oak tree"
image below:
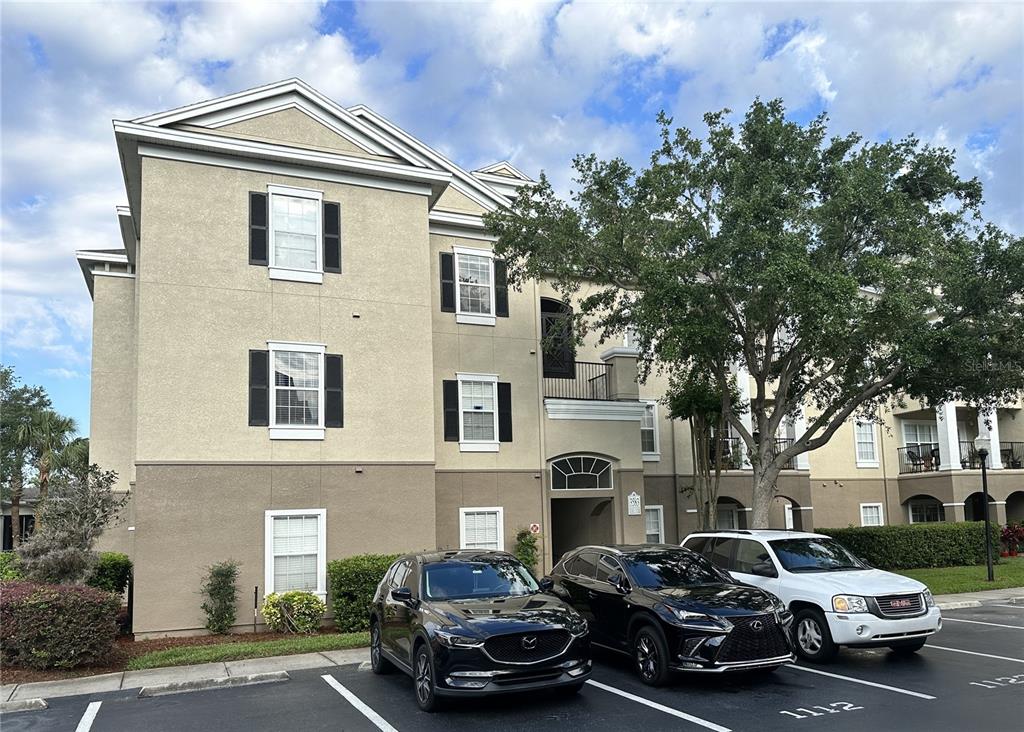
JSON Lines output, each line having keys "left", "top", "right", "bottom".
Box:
{"left": 485, "top": 100, "right": 1024, "bottom": 527}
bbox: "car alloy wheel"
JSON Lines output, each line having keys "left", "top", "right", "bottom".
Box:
{"left": 636, "top": 632, "right": 659, "bottom": 681}
{"left": 371, "top": 625, "right": 382, "bottom": 665}
{"left": 797, "top": 618, "right": 823, "bottom": 655}
{"left": 415, "top": 648, "right": 435, "bottom": 710}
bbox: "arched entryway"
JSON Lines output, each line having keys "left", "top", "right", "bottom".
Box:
{"left": 1007, "top": 491, "right": 1024, "bottom": 523}
{"left": 549, "top": 454, "right": 616, "bottom": 561}
{"left": 903, "top": 493, "right": 946, "bottom": 524}
{"left": 716, "top": 497, "right": 747, "bottom": 530}
{"left": 772, "top": 495, "right": 803, "bottom": 530}
{"left": 964, "top": 491, "right": 997, "bottom": 522}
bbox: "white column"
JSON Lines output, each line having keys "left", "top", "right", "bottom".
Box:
{"left": 936, "top": 401, "right": 962, "bottom": 471}
{"left": 733, "top": 363, "right": 754, "bottom": 467}
{"left": 793, "top": 409, "right": 811, "bottom": 470}
{"left": 978, "top": 407, "right": 1003, "bottom": 469}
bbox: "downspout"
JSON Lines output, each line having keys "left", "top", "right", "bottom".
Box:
{"left": 534, "top": 278, "right": 551, "bottom": 572}
{"left": 878, "top": 405, "right": 892, "bottom": 524}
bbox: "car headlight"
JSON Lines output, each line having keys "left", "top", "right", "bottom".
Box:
{"left": 435, "top": 629, "right": 484, "bottom": 648}
{"left": 923, "top": 589, "right": 936, "bottom": 608}
{"left": 569, "top": 617, "right": 589, "bottom": 637}
{"left": 832, "top": 595, "right": 869, "bottom": 613}
{"left": 769, "top": 595, "right": 787, "bottom": 612}
{"left": 662, "top": 605, "right": 731, "bottom": 630}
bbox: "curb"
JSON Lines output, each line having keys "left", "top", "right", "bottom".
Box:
{"left": 937, "top": 600, "right": 982, "bottom": 610}
{"left": 0, "top": 698, "right": 48, "bottom": 713}
{"left": 138, "top": 671, "right": 290, "bottom": 697}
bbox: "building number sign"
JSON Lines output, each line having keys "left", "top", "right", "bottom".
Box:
{"left": 627, "top": 492, "right": 642, "bottom": 516}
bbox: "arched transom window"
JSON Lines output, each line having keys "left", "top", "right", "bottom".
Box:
{"left": 551, "top": 455, "right": 613, "bottom": 490}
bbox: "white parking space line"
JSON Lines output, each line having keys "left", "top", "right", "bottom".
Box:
{"left": 75, "top": 701, "right": 102, "bottom": 732}
{"left": 786, "top": 665, "right": 936, "bottom": 700}
{"left": 942, "top": 617, "right": 1024, "bottom": 630}
{"left": 321, "top": 674, "right": 398, "bottom": 732}
{"left": 586, "top": 680, "right": 731, "bottom": 732}
{"left": 989, "top": 604, "right": 1024, "bottom": 610}
{"left": 926, "top": 646, "right": 1024, "bottom": 664}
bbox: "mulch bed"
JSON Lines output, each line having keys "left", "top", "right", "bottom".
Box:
{"left": 0, "top": 631, "right": 322, "bottom": 686}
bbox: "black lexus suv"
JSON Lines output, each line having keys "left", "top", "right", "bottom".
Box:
{"left": 548, "top": 545, "right": 794, "bottom": 685}
{"left": 369, "top": 550, "right": 591, "bottom": 711}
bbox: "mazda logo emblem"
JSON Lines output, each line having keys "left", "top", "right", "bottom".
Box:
{"left": 521, "top": 636, "right": 538, "bottom": 650}
{"left": 750, "top": 620, "right": 764, "bottom": 632}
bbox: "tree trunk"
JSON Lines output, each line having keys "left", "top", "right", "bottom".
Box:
{"left": 9, "top": 471, "right": 23, "bottom": 549}
{"left": 35, "top": 458, "right": 50, "bottom": 531}
{"left": 749, "top": 454, "right": 782, "bottom": 529}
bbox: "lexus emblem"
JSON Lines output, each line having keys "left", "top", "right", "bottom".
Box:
{"left": 521, "top": 636, "right": 538, "bottom": 650}
{"left": 750, "top": 620, "right": 764, "bottom": 632}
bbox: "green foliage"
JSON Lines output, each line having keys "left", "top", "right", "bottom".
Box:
{"left": 0, "top": 580, "right": 120, "bottom": 669}
{"left": 0, "top": 551, "right": 24, "bottom": 580}
{"left": 514, "top": 528, "right": 539, "bottom": 572}
{"left": 817, "top": 522, "right": 1001, "bottom": 570}
{"left": 327, "top": 554, "right": 400, "bottom": 632}
{"left": 86, "top": 552, "right": 132, "bottom": 594}
{"left": 201, "top": 561, "right": 239, "bottom": 634}
{"left": 261, "top": 591, "right": 326, "bottom": 634}
{"left": 1000, "top": 522, "right": 1024, "bottom": 552}
{"left": 16, "top": 466, "right": 127, "bottom": 585}
{"left": 897, "top": 557, "right": 1024, "bottom": 595}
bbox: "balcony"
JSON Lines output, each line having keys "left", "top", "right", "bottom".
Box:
{"left": 543, "top": 361, "right": 611, "bottom": 401}
{"left": 709, "top": 437, "right": 797, "bottom": 471}
{"left": 897, "top": 441, "right": 1024, "bottom": 474}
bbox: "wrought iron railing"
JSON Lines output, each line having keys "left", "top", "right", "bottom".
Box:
{"left": 705, "top": 437, "right": 797, "bottom": 470}
{"left": 1002, "top": 441, "right": 1024, "bottom": 469}
{"left": 771, "top": 438, "right": 797, "bottom": 470}
{"left": 542, "top": 361, "right": 611, "bottom": 400}
{"left": 897, "top": 443, "right": 941, "bottom": 474}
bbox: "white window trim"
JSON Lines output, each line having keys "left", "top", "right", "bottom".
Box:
{"left": 268, "top": 184, "right": 324, "bottom": 284}
{"left": 854, "top": 420, "right": 879, "bottom": 468}
{"left": 644, "top": 504, "right": 665, "bottom": 543}
{"left": 549, "top": 455, "right": 615, "bottom": 490}
{"left": 264, "top": 508, "right": 327, "bottom": 598}
{"left": 452, "top": 245, "right": 496, "bottom": 326}
{"left": 907, "top": 499, "right": 944, "bottom": 524}
{"left": 459, "top": 506, "right": 504, "bottom": 550}
{"left": 456, "top": 372, "right": 499, "bottom": 452}
{"left": 641, "top": 400, "right": 661, "bottom": 461}
{"left": 268, "top": 340, "right": 326, "bottom": 440}
{"left": 901, "top": 420, "right": 940, "bottom": 447}
{"left": 716, "top": 505, "right": 739, "bottom": 530}
{"left": 859, "top": 502, "right": 884, "bottom": 527}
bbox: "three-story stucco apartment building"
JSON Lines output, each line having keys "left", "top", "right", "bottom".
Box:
{"left": 76, "top": 80, "right": 1024, "bottom": 636}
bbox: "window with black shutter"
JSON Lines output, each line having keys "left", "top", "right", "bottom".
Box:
{"left": 497, "top": 382, "right": 512, "bottom": 442}
{"left": 494, "top": 259, "right": 509, "bottom": 317}
{"left": 440, "top": 252, "right": 456, "bottom": 312}
{"left": 323, "top": 202, "right": 341, "bottom": 273}
{"left": 540, "top": 298, "right": 575, "bottom": 378}
{"left": 249, "top": 192, "right": 268, "bottom": 265}
{"left": 325, "top": 354, "right": 343, "bottom": 427}
{"left": 442, "top": 379, "right": 459, "bottom": 441}
{"left": 248, "top": 350, "right": 270, "bottom": 426}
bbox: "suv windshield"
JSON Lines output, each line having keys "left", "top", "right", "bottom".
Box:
{"left": 422, "top": 558, "right": 539, "bottom": 600}
{"left": 624, "top": 550, "right": 731, "bottom": 589}
{"left": 769, "top": 538, "right": 865, "bottom": 573}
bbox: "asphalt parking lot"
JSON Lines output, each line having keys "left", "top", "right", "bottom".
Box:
{"left": 5, "top": 604, "right": 1023, "bottom": 732}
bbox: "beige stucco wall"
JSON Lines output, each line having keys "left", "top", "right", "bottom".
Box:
{"left": 434, "top": 186, "right": 490, "bottom": 215}
{"left": 434, "top": 471, "right": 544, "bottom": 553}
{"left": 132, "top": 463, "right": 436, "bottom": 636}
{"left": 135, "top": 156, "right": 436, "bottom": 463}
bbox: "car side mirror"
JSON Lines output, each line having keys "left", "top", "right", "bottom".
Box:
{"left": 391, "top": 587, "right": 413, "bottom": 603}
{"left": 538, "top": 577, "right": 554, "bottom": 592}
{"left": 859, "top": 557, "right": 872, "bottom": 568}
{"left": 750, "top": 561, "right": 778, "bottom": 578}
{"left": 607, "top": 573, "right": 630, "bottom": 594}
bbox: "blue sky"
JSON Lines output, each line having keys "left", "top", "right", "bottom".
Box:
{"left": 2, "top": 1, "right": 1022, "bottom": 436}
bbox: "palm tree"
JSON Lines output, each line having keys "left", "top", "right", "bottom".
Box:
{"left": 17, "top": 410, "right": 77, "bottom": 526}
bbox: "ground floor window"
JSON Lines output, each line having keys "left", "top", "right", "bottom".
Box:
{"left": 264, "top": 509, "right": 326, "bottom": 596}
{"left": 644, "top": 505, "right": 664, "bottom": 543}
{"left": 716, "top": 505, "right": 738, "bottom": 530}
{"left": 908, "top": 500, "right": 945, "bottom": 524}
{"left": 860, "top": 502, "right": 884, "bottom": 526}
{"left": 460, "top": 507, "right": 504, "bottom": 550}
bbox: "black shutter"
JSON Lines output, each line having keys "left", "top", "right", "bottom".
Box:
{"left": 442, "top": 380, "right": 460, "bottom": 441}
{"left": 494, "top": 259, "right": 509, "bottom": 317}
{"left": 498, "top": 382, "right": 512, "bottom": 442}
{"left": 249, "top": 350, "right": 269, "bottom": 426}
{"left": 249, "top": 192, "right": 268, "bottom": 265}
{"left": 440, "top": 252, "right": 456, "bottom": 312}
{"left": 325, "top": 354, "right": 344, "bottom": 427}
{"left": 323, "top": 201, "right": 341, "bottom": 273}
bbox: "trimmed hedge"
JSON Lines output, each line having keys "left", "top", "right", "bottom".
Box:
{"left": 816, "top": 522, "right": 1001, "bottom": 570}
{"left": 0, "top": 551, "right": 23, "bottom": 580}
{"left": 0, "top": 580, "right": 120, "bottom": 669}
{"left": 262, "top": 591, "right": 326, "bottom": 634}
{"left": 327, "top": 553, "right": 399, "bottom": 632}
{"left": 86, "top": 552, "right": 132, "bottom": 594}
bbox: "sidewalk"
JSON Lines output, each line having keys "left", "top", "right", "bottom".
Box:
{"left": 934, "top": 586, "right": 1024, "bottom": 609}
{"left": 1, "top": 647, "right": 369, "bottom": 708}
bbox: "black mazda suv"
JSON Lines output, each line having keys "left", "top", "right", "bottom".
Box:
{"left": 549, "top": 545, "right": 794, "bottom": 685}
{"left": 369, "top": 550, "right": 591, "bottom": 711}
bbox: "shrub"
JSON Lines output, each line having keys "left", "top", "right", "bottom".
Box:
{"left": 86, "top": 552, "right": 132, "bottom": 594}
{"left": 514, "top": 528, "right": 540, "bottom": 572}
{"left": 327, "top": 554, "right": 399, "bottom": 632}
{"left": 0, "top": 580, "right": 119, "bottom": 669}
{"left": 201, "top": 561, "right": 239, "bottom": 634}
{"left": 1001, "top": 522, "right": 1024, "bottom": 552}
{"left": 816, "top": 522, "right": 1002, "bottom": 570}
{"left": 261, "top": 591, "right": 326, "bottom": 634}
{"left": 0, "top": 551, "right": 23, "bottom": 580}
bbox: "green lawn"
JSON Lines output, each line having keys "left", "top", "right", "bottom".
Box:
{"left": 895, "top": 557, "right": 1024, "bottom": 595}
{"left": 126, "top": 632, "right": 369, "bottom": 671}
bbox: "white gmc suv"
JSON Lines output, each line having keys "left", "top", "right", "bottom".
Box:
{"left": 681, "top": 530, "right": 942, "bottom": 662}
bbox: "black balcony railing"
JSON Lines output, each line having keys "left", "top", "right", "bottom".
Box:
{"left": 543, "top": 361, "right": 611, "bottom": 400}
{"left": 705, "top": 437, "right": 797, "bottom": 470}
{"left": 771, "top": 438, "right": 797, "bottom": 470}
{"left": 1002, "top": 441, "right": 1024, "bottom": 469}
{"left": 898, "top": 442, "right": 941, "bottom": 474}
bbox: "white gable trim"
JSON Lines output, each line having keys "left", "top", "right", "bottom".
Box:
{"left": 476, "top": 160, "right": 531, "bottom": 180}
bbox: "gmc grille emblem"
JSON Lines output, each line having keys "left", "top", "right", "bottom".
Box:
{"left": 890, "top": 599, "right": 913, "bottom": 608}
{"left": 750, "top": 620, "right": 764, "bottom": 632}
{"left": 521, "top": 636, "right": 538, "bottom": 650}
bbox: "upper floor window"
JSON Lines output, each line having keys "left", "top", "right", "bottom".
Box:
{"left": 641, "top": 401, "right": 659, "bottom": 460}
{"left": 269, "top": 341, "right": 325, "bottom": 439}
{"left": 439, "top": 249, "right": 507, "bottom": 324}
{"left": 540, "top": 298, "right": 575, "bottom": 378}
{"left": 551, "top": 455, "right": 612, "bottom": 490}
{"left": 250, "top": 185, "right": 340, "bottom": 284}
{"left": 854, "top": 421, "right": 878, "bottom": 467}
{"left": 442, "top": 374, "right": 512, "bottom": 452}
